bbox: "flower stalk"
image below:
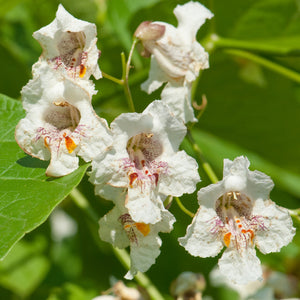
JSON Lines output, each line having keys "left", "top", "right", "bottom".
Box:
{"left": 175, "top": 197, "right": 195, "bottom": 218}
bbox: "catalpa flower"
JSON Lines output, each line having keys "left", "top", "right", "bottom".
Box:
{"left": 15, "top": 62, "right": 111, "bottom": 177}
{"left": 179, "top": 156, "right": 295, "bottom": 285}
{"left": 135, "top": 1, "right": 213, "bottom": 123}
{"left": 33, "top": 4, "right": 101, "bottom": 80}
{"left": 99, "top": 196, "right": 175, "bottom": 279}
{"left": 89, "top": 101, "right": 200, "bottom": 224}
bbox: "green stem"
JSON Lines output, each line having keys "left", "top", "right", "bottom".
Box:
{"left": 186, "top": 131, "right": 219, "bottom": 184}
{"left": 121, "top": 38, "right": 139, "bottom": 112}
{"left": 224, "top": 49, "right": 300, "bottom": 84}
{"left": 175, "top": 197, "right": 195, "bottom": 218}
{"left": 69, "top": 188, "right": 165, "bottom": 300}
{"left": 70, "top": 188, "right": 99, "bottom": 223}
{"left": 215, "top": 36, "right": 298, "bottom": 56}
{"left": 102, "top": 72, "right": 124, "bottom": 85}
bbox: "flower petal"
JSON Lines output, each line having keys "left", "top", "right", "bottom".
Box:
{"left": 218, "top": 246, "right": 262, "bottom": 284}
{"left": 141, "top": 56, "right": 169, "bottom": 94}
{"left": 143, "top": 100, "right": 187, "bottom": 152}
{"left": 126, "top": 186, "right": 162, "bottom": 224}
{"left": 161, "top": 82, "right": 197, "bottom": 123}
{"left": 98, "top": 202, "right": 130, "bottom": 249}
{"left": 197, "top": 181, "right": 224, "bottom": 207}
{"left": 125, "top": 234, "right": 162, "bottom": 280}
{"left": 159, "top": 150, "right": 200, "bottom": 196}
{"left": 223, "top": 156, "right": 274, "bottom": 200}
{"left": 179, "top": 206, "right": 223, "bottom": 257}
{"left": 174, "top": 1, "right": 214, "bottom": 45}
{"left": 253, "top": 199, "right": 295, "bottom": 254}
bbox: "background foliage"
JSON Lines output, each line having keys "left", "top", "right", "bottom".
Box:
{"left": 0, "top": 0, "right": 300, "bottom": 299}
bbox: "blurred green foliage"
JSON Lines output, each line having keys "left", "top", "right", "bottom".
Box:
{"left": 0, "top": 0, "right": 300, "bottom": 299}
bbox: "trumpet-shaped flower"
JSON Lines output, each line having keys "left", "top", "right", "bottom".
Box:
{"left": 99, "top": 195, "right": 175, "bottom": 279}
{"left": 33, "top": 4, "right": 101, "bottom": 81}
{"left": 135, "top": 1, "right": 213, "bottom": 123}
{"left": 15, "top": 62, "right": 111, "bottom": 177}
{"left": 179, "top": 156, "right": 295, "bottom": 285}
{"left": 89, "top": 101, "right": 200, "bottom": 224}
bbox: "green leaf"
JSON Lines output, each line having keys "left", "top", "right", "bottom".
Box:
{"left": 0, "top": 235, "right": 49, "bottom": 297}
{"left": 213, "top": 0, "right": 300, "bottom": 57}
{"left": 230, "top": 0, "right": 299, "bottom": 39}
{"left": 0, "top": 94, "right": 89, "bottom": 260}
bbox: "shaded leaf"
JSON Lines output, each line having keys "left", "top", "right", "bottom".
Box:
{"left": 0, "top": 235, "right": 49, "bottom": 297}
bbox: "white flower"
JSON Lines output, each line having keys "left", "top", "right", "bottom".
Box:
{"left": 135, "top": 1, "right": 213, "bottom": 123}
{"left": 99, "top": 195, "right": 175, "bottom": 280}
{"left": 89, "top": 101, "right": 200, "bottom": 224}
{"left": 33, "top": 4, "right": 101, "bottom": 80}
{"left": 15, "top": 62, "right": 111, "bottom": 177}
{"left": 179, "top": 156, "right": 295, "bottom": 285}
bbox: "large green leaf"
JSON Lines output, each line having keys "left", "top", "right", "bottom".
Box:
{"left": 0, "top": 94, "right": 89, "bottom": 259}
{"left": 212, "top": 0, "right": 300, "bottom": 59}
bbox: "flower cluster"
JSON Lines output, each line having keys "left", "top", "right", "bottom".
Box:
{"left": 15, "top": 1, "right": 296, "bottom": 286}
{"left": 15, "top": 5, "right": 111, "bottom": 177}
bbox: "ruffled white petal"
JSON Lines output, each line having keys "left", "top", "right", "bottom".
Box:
{"left": 126, "top": 186, "right": 162, "bottom": 224}
{"left": 174, "top": 1, "right": 214, "bottom": 46}
{"left": 159, "top": 151, "right": 199, "bottom": 196}
{"left": 197, "top": 181, "right": 224, "bottom": 207}
{"left": 98, "top": 202, "right": 130, "bottom": 249}
{"left": 90, "top": 149, "right": 129, "bottom": 190}
{"left": 45, "top": 145, "right": 79, "bottom": 177}
{"left": 126, "top": 234, "right": 162, "bottom": 279}
{"left": 223, "top": 156, "right": 274, "bottom": 200}
{"left": 179, "top": 206, "right": 223, "bottom": 257}
{"left": 141, "top": 57, "right": 169, "bottom": 94}
{"left": 219, "top": 246, "right": 262, "bottom": 285}
{"left": 126, "top": 207, "right": 175, "bottom": 279}
{"left": 161, "top": 82, "right": 196, "bottom": 123}
{"left": 143, "top": 100, "right": 187, "bottom": 152}
{"left": 253, "top": 199, "right": 295, "bottom": 254}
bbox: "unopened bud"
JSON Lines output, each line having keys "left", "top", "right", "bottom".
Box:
{"left": 134, "top": 21, "right": 165, "bottom": 41}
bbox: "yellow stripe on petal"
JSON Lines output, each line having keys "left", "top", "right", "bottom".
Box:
{"left": 223, "top": 232, "right": 231, "bottom": 247}
{"left": 135, "top": 223, "right": 150, "bottom": 236}
{"left": 64, "top": 135, "right": 77, "bottom": 153}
